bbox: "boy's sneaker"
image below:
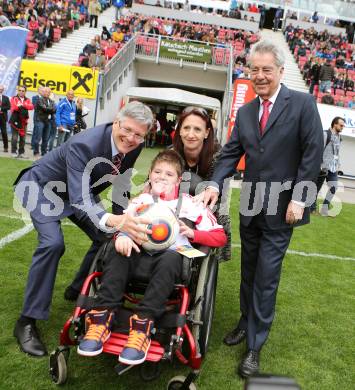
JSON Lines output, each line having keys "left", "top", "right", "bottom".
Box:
{"left": 77, "top": 310, "right": 114, "bottom": 356}
{"left": 119, "top": 314, "right": 153, "bottom": 365}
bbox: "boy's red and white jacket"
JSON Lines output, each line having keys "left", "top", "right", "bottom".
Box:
{"left": 127, "top": 192, "right": 227, "bottom": 249}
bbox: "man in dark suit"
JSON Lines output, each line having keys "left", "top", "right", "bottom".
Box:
{"left": 33, "top": 87, "right": 56, "bottom": 158}
{"left": 13, "top": 101, "right": 154, "bottom": 357}
{"left": 0, "top": 84, "right": 11, "bottom": 152}
{"left": 203, "top": 40, "right": 323, "bottom": 377}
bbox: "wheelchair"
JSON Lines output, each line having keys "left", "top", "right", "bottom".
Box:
{"left": 49, "top": 174, "right": 220, "bottom": 389}
{"left": 49, "top": 239, "right": 218, "bottom": 389}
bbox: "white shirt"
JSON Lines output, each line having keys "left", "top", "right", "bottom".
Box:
{"left": 258, "top": 83, "right": 282, "bottom": 121}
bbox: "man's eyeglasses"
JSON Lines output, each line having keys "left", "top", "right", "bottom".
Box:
{"left": 182, "top": 106, "right": 209, "bottom": 117}
{"left": 119, "top": 122, "right": 145, "bottom": 143}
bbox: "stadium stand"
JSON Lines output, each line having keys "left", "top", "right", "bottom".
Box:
{"left": 284, "top": 22, "right": 355, "bottom": 107}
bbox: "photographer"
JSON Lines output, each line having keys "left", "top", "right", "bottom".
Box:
{"left": 310, "top": 116, "right": 345, "bottom": 216}
{"left": 73, "top": 97, "right": 89, "bottom": 134}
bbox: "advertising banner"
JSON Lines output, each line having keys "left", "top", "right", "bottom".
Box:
{"left": 317, "top": 103, "right": 355, "bottom": 138}
{"left": 227, "top": 78, "right": 256, "bottom": 171}
{"left": 0, "top": 26, "right": 28, "bottom": 97}
{"left": 19, "top": 60, "right": 99, "bottom": 99}
{"left": 159, "top": 38, "right": 212, "bottom": 63}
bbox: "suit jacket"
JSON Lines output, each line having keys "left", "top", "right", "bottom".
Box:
{"left": 14, "top": 123, "right": 142, "bottom": 231}
{"left": 0, "top": 94, "right": 10, "bottom": 120}
{"left": 212, "top": 85, "right": 323, "bottom": 230}
{"left": 36, "top": 95, "right": 56, "bottom": 122}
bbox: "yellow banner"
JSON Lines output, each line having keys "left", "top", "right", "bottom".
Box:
{"left": 19, "top": 60, "right": 99, "bottom": 99}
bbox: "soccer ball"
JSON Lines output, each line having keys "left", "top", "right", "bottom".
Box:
{"left": 135, "top": 202, "right": 180, "bottom": 252}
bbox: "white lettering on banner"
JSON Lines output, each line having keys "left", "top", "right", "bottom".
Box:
{"left": 1, "top": 56, "right": 21, "bottom": 92}
{"left": 231, "top": 83, "right": 248, "bottom": 123}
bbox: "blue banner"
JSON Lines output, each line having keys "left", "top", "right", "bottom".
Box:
{"left": 0, "top": 26, "right": 28, "bottom": 98}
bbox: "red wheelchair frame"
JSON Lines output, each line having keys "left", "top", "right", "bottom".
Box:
{"left": 50, "top": 247, "right": 219, "bottom": 390}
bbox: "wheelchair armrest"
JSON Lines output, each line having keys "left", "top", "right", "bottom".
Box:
{"left": 180, "top": 246, "right": 211, "bottom": 286}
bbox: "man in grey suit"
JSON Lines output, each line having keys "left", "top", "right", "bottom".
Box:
{"left": 13, "top": 102, "right": 154, "bottom": 357}
{"left": 203, "top": 40, "right": 323, "bottom": 377}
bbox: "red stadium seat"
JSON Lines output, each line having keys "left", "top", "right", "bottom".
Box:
{"left": 79, "top": 14, "right": 86, "bottom": 25}
{"left": 335, "top": 89, "right": 345, "bottom": 96}
{"left": 26, "top": 42, "right": 38, "bottom": 58}
{"left": 101, "top": 40, "right": 109, "bottom": 49}
{"left": 225, "top": 49, "right": 230, "bottom": 65}
{"left": 214, "top": 48, "right": 225, "bottom": 65}
{"left": 68, "top": 20, "right": 75, "bottom": 31}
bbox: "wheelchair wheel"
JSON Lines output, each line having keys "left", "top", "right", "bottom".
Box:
{"left": 87, "top": 241, "right": 112, "bottom": 297}
{"left": 191, "top": 254, "right": 219, "bottom": 356}
{"left": 49, "top": 347, "right": 69, "bottom": 385}
{"left": 167, "top": 375, "right": 197, "bottom": 390}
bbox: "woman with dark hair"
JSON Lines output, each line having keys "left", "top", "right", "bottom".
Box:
{"left": 172, "top": 106, "right": 231, "bottom": 261}
{"left": 173, "top": 106, "right": 219, "bottom": 179}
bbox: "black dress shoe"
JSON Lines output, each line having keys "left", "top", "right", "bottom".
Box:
{"left": 238, "top": 349, "right": 260, "bottom": 378}
{"left": 223, "top": 327, "right": 246, "bottom": 346}
{"left": 64, "top": 285, "right": 80, "bottom": 301}
{"left": 14, "top": 320, "right": 47, "bottom": 357}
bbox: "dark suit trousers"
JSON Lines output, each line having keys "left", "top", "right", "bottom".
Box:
{"left": 0, "top": 114, "right": 8, "bottom": 150}
{"left": 22, "top": 213, "right": 106, "bottom": 320}
{"left": 238, "top": 213, "right": 293, "bottom": 351}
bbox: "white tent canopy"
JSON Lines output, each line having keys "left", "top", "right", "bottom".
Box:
{"left": 125, "top": 87, "right": 221, "bottom": 111}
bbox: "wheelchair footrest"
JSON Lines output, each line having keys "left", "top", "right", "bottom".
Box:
{"left": 103, "top": 332, "right": 165, "bottom": 362}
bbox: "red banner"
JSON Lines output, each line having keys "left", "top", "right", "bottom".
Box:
{"left": 227, "top": 79, "right": 256, "bottom": 171}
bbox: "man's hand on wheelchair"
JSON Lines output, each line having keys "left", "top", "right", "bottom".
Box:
{"left": 193, "top": 186, "right": 219, "bottom": 209}
{"left": 106, "top": 213, "right": 152, "bottom": 245}
{"left": 115, "top": 235, "right": 140, "bottom": 257}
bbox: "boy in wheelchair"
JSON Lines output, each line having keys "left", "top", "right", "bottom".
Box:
{"left": 77, "top": 150, "right": 227, "bottom": 365}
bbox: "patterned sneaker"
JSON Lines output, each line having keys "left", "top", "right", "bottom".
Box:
{"left": 77, "top": 310, "right": 114, "bottom": 356}
{"left": 119, "top": 314, "right": 153, "bottom": 365}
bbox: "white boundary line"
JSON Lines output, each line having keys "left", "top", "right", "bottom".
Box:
{"left": 231, "top": 243, "right": 355, "bottom": 262}
{"left": 0, "top": 213, "right": 75, "bottom": 250}
{"left": 0, "top": 224, "right": 34, "bottom": 249}
{"left": 0, "top": 213, "right": 75, "bottom": 226}
{"left": 1, "top": 213, "right": 354, "bottom": 262}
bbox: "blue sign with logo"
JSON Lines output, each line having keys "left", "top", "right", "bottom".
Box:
{"left": 0, "top": 26, "right": 28, "bottom": 97}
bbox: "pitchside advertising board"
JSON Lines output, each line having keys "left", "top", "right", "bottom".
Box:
{"left": 228, "top": 78, "right": 257, "bottom": 171}
{"left": 19, "top": 60, "right": 99, "bottom": 99}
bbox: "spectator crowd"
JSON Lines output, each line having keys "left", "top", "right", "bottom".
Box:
{"left": 285, "top": 23, "right": 355, "bottom": 108}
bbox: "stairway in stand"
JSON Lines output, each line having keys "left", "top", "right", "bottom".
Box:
{"left": 260, "top": 29, "right": 308, "bottom": 93}
{"left": 35, "top": 7, "right": 116, "bottom": 65}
